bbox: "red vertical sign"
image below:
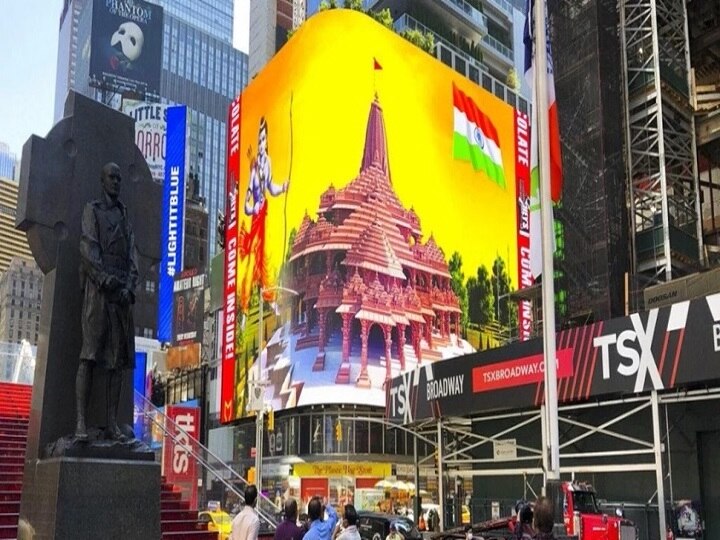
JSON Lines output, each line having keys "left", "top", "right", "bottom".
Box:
{"left": 221, "top": 96, "right": 242, "bottom": 424}
{"left": 515, "top": 110, "right": 533, "bottom": 341}
{"left": 163, "top": 405, "right": 200, "bottom": 510}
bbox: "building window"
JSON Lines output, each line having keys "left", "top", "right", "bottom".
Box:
{"left": 143, "top": 328, "right": 153, "bottom": 338}
{"left": 454, "top": 57, "right": 466, "bottom": 77}
{"left": 145, "top": 280, "right": 156, "bottom": 293}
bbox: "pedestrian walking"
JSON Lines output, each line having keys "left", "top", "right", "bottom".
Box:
{"left": 304, "top": 496, "right": 339, "bottom": 540}
{"left": 275, "top": 498, "right": 307, "bottom": 540}
{"left": 232, "top": 485, "right": 260, "bottom": 540}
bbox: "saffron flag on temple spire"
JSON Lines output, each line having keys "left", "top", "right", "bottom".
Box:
{"left": 452, "top": 83, "right": 506, "bottom": 189}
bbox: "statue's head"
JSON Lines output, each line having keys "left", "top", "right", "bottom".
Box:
{"left": 101, "top": 162, "right": 122, "bottom": 200}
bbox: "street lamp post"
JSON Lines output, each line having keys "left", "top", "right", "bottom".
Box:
{"left": 254, "top": 285, "right": 299, "bottom": 493}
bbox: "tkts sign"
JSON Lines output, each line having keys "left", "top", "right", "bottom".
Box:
{"left": 386, "top": 293, "right": 720, "bottom": 424}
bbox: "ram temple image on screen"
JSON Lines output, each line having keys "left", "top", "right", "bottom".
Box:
{"left": 258, "top": 94, "right": 474, "bottom": 409}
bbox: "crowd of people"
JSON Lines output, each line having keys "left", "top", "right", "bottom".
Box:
{"left": 230, "top": 485, "right": 558, "bottom": 540}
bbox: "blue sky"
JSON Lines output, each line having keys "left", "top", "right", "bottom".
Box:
{"left": 0, "top": 0, "right": 250, "bottom": 159}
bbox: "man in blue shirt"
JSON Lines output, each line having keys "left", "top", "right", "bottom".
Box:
{"left": 303, "top": 497, "right": 339, "bottom": 540}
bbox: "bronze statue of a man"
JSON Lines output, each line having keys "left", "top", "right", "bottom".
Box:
{"left": 75, "top": 162, "right": 139, "bottom": 441}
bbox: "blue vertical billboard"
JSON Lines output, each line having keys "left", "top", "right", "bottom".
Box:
{"left": 158, "top": 105, "right": 187, "bottom": 342}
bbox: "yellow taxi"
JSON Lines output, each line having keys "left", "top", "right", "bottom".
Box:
{"left": 462, "top": 505, "right": 471, "bottom": 525}
{"left": 199, "top": 510, "right": 232, "bottom": 540}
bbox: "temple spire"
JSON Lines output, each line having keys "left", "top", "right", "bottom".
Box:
{"left": 360, "top": 95, "right": 391, "bottom": 182}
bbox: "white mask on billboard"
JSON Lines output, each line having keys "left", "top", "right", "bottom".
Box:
{"left": 111, "top": 22, "right": 145, "bottom": 62}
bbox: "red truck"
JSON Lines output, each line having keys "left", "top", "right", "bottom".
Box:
{"left": 561, "top": 481, "right": 638, "bottom": 540}
{"left": 452, "top": 481, "right": 638, "bottom": 540}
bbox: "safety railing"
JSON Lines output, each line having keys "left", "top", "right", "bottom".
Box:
{"left": 133, "top": 390, "right": 280, "bottom": 529}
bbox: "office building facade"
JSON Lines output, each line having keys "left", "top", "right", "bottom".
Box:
{"left": 54, "top": 0, "right": 248, "bottom": 260}
{"left": 0, "top": 178, "right": 33, "bottom": 275}
{"left": 249, "top": 0, "right": 306, "bottom": 79}
{"left": 0, "top": 258, "right": 43, "bottom": 347}
{"left": 300, "top": 0, "right": 529, "bottom": 112}
{"left": 0, "top": 143, "right": 17, "bottom": 181}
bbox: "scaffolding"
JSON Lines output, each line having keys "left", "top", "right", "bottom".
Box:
{"left": 620, "top": 0, "right": 704, "bottom": 287}
{"left": 549, "top": 0, "right": 629, "bottom": 324}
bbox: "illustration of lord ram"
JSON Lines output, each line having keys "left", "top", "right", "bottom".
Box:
{"left": 238, "top": 116, "right": 288, "bottom": 328}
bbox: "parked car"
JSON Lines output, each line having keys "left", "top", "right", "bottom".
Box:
{"left": 357, "top": 512, "right": 422, "bottom": 540}
{"left": 198, "top": 510, "right": 232, "bottom": 540}
{"left": 409, "top": 503, "right": 470, "bottom": 529}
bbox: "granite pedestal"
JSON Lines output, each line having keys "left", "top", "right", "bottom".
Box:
{"left": 21, "top": 458, "right": 161, "bottom": 540}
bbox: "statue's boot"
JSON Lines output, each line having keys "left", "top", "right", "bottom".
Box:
{"left": 74, "top": 361, "right": 91, "bottom": 441}
{"left": 106, "top": 371, "right": 128, "bottom": 441}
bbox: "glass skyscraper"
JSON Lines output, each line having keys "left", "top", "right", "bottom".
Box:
{"left": 54, "top": 0, "right": 247, "bottom": 257}
{"left": 0, "top": 142, "right": 16, "bottom": 180}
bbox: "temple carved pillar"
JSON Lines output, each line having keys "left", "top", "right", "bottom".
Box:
{"left": 341, "top": 313, "right": 352, "bottom": 362}
{"left": 325, "top": 251, "right": 333, "bottom": 276}
{"left": 305, "top": 302, "right": 312, "bottom": 335}
{"left": 424, "top": 315, "right": 433, "bottom": 349}
{"left": 397, "top": 323, "right": 406, "bottom": 370}
{"left": 411, "top": 322, "right": 423, "bottom": 364}
{"left": 382, "top": 324, "right": 393, "bottom": 381}
{"left": 318, "top": 308, "right": 328, "bottom": 352}
{"left": 357, "top": 319, "right": 371, "bottom": 388}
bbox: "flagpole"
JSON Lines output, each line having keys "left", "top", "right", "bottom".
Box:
{"left": 534, "top": 0, "right": 560, "bottom": 481}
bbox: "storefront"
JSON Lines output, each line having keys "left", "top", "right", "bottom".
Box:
{"left": 293, "top": 461, "right": 391, "bottom": 508}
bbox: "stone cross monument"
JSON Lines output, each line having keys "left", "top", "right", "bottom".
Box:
{"left": 17, "top": 91, "right": 163, "bottom": 539}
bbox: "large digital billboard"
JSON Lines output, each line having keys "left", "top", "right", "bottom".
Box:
{"left": 89, "top": 0, "right": 163, "bottom": 98}
{"left": 221, "top": 9, "right": 532, "bottom": 423}
{"left": 122, "top": 99, "right": 168, "bottom": 183}
{"left": 158, "top": 105, "right": 188, "bottom": 343}
{"left": 173, "top": 269, "right": 205, "bottom": 345}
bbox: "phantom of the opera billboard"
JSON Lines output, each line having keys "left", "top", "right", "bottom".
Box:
{"left": 221, "top": 9, "right": 535, "bottom": 423}
{"left": 89, "top": 0, "right": 163, "bottom": 98}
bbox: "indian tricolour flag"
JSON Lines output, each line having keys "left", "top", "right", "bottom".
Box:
{"left": 452, "top": 83, "right": 506, "bottom": 189}
{"left": 524, "top": 0, "right": 563, "bottom": 279}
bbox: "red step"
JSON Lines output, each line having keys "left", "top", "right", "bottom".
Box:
{"left": 162, "top": 520, "right": 210, "bottom": 532}
{"left": 0, "top": 524, "right": 19, "bottom": 539}
{"left": 0, "top": 384, "right": 30, "bottom": 540}
{"left": 161, "top": 499, "right": 191, "bottom": 511}
{"left": 0, "top": 464, "right": 23, "bottom": 475}
{"left": 0, "top": 419, "right": 29, "bottom": 428}
{"left": 162, "top": 490, "right": 183, "bottom": 501}
{"left": 162, "top": 532, "right": 218, "bottom": 539}
{"left": 0, "top": 502, "right": 19, "bottom": 515}
{"left": 0, "top": 440, "right": 28, "bottom": 450}
{"left": 161, "top": 509, "right": 200, "bottom": 521}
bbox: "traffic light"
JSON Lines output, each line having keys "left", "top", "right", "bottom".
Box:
{"left": 267, "top": 408, "right": 275, "bottom": 431}
{"left": 335, "top": 419, "right": 343, "bottom": 442}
